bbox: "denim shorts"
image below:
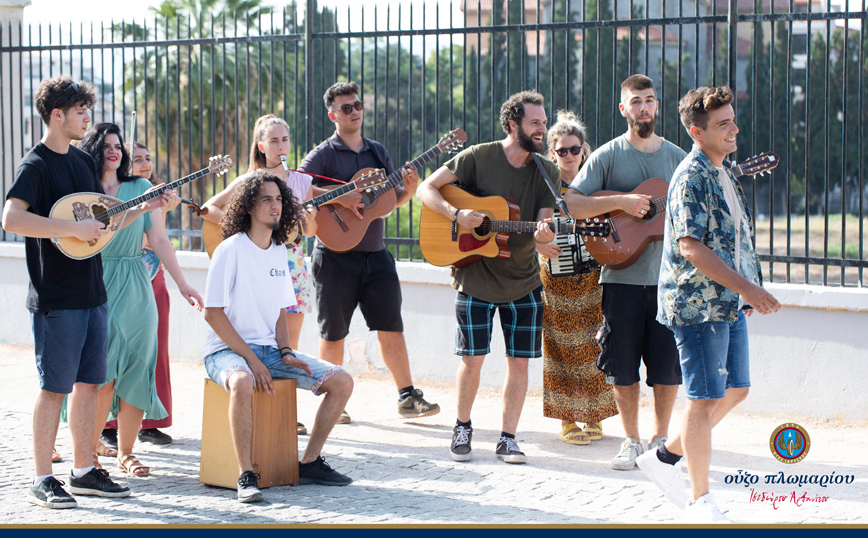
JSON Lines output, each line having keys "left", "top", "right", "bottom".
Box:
{"left": 31, "top": 304, "right": 109, "bottom": 394}
{"left": 668, "top": 310, "right": 751, "bottom": 400}
{"left": 204, "top": 344, "right": 343, "bottom": 396}
{"left": 454, "top": 286, "right": 544, "bottom": 359}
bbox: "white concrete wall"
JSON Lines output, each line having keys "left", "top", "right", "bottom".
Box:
{"left": 0, "top": 242, "right": 866, "bottom": 422}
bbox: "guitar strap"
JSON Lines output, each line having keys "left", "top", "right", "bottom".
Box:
{"left": 530, "top": 153, "right": 572, "bottom": 220}
{"left": 363, "top": 138, "right": 389, "bottom": 172}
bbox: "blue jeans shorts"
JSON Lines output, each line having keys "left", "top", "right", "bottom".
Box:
{"left": 668, "top": 310, "right": 751, "bottom": 400}
{"left": 204, "top": 344, "right": 343, "bottom": 396}
{"left": 31, "top": 304, "right": 109, "bottom": 394}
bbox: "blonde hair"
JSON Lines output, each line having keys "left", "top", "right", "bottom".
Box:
{"left": 546, "top": 110, "right": 591, "bottom": 165}
{"left": 248, "top": 114, "right": 290, "bottom": 173}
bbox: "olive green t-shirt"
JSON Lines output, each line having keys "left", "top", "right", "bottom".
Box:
{"left": 445, "top": 141, "right": 560, "bottom": 303}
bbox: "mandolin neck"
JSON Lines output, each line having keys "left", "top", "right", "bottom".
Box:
{"left": 105, "top": 167, "right": 211, "bottom": 217}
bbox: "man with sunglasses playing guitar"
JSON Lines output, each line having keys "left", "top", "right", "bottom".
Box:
{"left": 298, "top": 81, "right": 440, "bottom": 424}
{"left": 564, "top": 75, "right": 687, "bottom": 473}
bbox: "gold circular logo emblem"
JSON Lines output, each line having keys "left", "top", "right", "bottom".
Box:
{"left": 770, "top": 423, "right": 811, "bottom": 464}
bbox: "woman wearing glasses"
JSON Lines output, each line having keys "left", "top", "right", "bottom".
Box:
{"left": 202, "top": 114, "right": 317, "bottom": 436}
{"left": 536, "top": 111, "right": 618, "bottom": 445}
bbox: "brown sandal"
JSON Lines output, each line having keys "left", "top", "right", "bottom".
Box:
{"left": 52, "top": 448, "right": 62, "bottom": 463}
{"left": 117, "top": 453, "right": 150, "bottom": 476}
{"left": 95, "top": 441, "right": 118, "bottom": 457}
{"left": 93, "top": 452, "right": 110, "bottom": 477}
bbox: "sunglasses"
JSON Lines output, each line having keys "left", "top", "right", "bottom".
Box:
{"left": 51, "top": 81, "right": 82, "bottom": 112}
{"left": 332, "top": 101, "right": 364, "bottom": 115}
{"left": 553, "top": 145, "right": 584, "bottom": 158}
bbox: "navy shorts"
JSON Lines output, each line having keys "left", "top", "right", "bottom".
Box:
{"left": 310, "top": 247, "right": 404, "bottom": 341}
{"left": 596, "top": 283, "right": 681, "bottom": 387}
{"left": 454, "top": 286, "right": 544, "bottom": 359}
{"left": 31, "top": 304, "right": 109, "bottom": 394}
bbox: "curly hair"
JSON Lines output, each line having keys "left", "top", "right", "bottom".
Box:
{"left": 323, "top": 81, "right": 361, "bottom": 109}
{"left": 221, "top": 170, "right": 299, "bottom": 244}
{"left": 248, "top": 114, "right": 291, "bottom": 173}
{"left": 34, "top": 76, "right": 96, "bottom": 125}
{"left": 499, "top": 90, "right": 544, "bottom": 134}
{"left": 679, "top": 86, "right": 735, "bottom": 134}
{"left": 78, "top": 123, "right": 134, "bottom": 182}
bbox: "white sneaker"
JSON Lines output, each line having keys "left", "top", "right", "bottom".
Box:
{"left": 611, "top": 437, "right": 644, "bottom": 470}
{"left": 636, "top": 450, "right": 689, "bottom": 509}
{"left": 648, "top": 436, "right": 667, "bottom": 452}
{"left": 682, "top": 493, "right": 731, "bottom": 523}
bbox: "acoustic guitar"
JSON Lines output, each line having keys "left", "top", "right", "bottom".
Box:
{"left": 419, "top": 184, "right": 610, "bottom": 268}
{"left": 583, "top": 152, "right": 779, "bottom": 269}
{"left": 50, "top": 155, "right": 232, "bottom": 260}
{"left": 202, "top": 168, "right": 389, "bottom": 258}
{"left": 315, "top": 129, "right": 468, "bottom": 252}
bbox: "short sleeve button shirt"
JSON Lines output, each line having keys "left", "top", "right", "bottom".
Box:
{"left": 657, "top": 146, "right": 763, "bottom": 326}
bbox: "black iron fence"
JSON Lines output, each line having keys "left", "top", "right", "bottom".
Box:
{"left": 1, "top": 0, "right": 866, "bottom": 286}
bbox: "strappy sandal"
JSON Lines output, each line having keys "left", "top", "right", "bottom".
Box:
{"left": 559, "top": 422, "right": 591, "bottom": 445}
{"left": 117, "top": 453, "right": 150, "bottom": 477}
{"left": 93, "top": 452, "right": 110, "bottom": 477}
{"left": 583, "top": 422, "right": 603, "bottom": 441}
{"left": 95, "top": 441, "right": 118, "bottom": 457}
{"left": 51, "top": 448, "right": 62, "bottom": 463}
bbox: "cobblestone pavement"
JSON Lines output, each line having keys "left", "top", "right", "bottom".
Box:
{"left": 1, "top": 343, "right": 865, "bottom": 525}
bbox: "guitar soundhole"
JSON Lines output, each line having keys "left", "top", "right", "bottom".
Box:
{"left": 360, "top": 192, "right": 376, "bottom": 210}
{"left": 472, "top": 217, "right": 492, "bottom": 238}
{"left": 642, "top": 205, "right": 659, "bottom": 221}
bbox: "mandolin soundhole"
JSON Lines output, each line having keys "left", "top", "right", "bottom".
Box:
{"left": 90, "top": 204, "right": 110, "bottom": 227}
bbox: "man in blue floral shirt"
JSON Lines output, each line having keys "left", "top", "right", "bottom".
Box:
{"left": 636, "top": 86, "right": 781, "bottom": 523}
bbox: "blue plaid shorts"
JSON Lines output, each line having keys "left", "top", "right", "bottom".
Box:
{"left": 454, "top": 286, "right": 544, "bottom": 359}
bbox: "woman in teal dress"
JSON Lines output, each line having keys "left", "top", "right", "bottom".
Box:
{"left": 78, "top": 123, "right": 202, "bottom": 477}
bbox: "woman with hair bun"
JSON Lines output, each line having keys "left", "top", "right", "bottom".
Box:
{"left": 537, "top": 111, "right": 618, "bottom": 445}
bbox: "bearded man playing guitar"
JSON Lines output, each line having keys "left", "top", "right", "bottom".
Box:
{"left": 417, "top": 91, "right": 558, "bottom": 465}
{"left": 564, "top": 74, "right": 686, "bottom": 472}
{"left": 298, "top": 81, "right": 440, "bottom": 423}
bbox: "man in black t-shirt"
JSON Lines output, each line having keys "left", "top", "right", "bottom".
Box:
{"left": 299, "top": 81, "right": 439, "bottom": 423}
{"left": 2, "top": 77, "right": 168, "bottom": 509}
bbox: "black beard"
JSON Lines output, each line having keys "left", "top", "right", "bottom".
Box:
{"left": 517, "top": 125, "right": 544, "bottom": 153}
{"left": 628, "top": 113, "right": 657, "bottom": 138}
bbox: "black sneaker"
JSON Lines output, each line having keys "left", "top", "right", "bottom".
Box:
{"left": 450, "top": 425, "right": 472, "bottom": 462}
{"left": 495, "top": 436, "right": 527, "bottom": 464}
{"left": 68, "top": 469, "right": 131, "bottom": 498}
{"left": 397, "top": 389, "right": 441, "bottom": 419}
{"left": 100, "top": 428, "right": 118, "bottom": 450}
{"left": 28, "top": 477, "right": 77, "bottom": 509}
{"left": 137, "top": 428, "right": 173, "bottom": 445}
{"left": 298, "top": 456, "right": 352, "bottom": 486}
{"left": 237, "top": 470, "right": 263, "bottom": 503}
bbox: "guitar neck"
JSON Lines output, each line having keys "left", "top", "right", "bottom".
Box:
{"left": 105, "top": 167, "right": 212, "bottom": 217}
{"left": 306, "top": 180, "right": 361, "bottom": 208}
{"left": 374, "top": 145, "right": 445, "bottom": 198}
{"left": 488, "top": 219, "right": 582, "bottom": 235}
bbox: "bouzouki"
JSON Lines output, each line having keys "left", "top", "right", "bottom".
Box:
{"left": 50, "top": 155, "right": 232, "bottom": 260}
{"left": 419, "top": 184, "right": 610, "bottom": 268}
{"left": 315, "top": 129, "right": 468, "bottom": 252}
{"left": 202, "top": 168, "right": 389, "bottom": 258}
{"left": 583, "top": 152, "right": 779, "bottom": 269}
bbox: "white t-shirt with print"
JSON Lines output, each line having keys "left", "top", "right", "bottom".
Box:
{"left": 202, "top": 232, "right": 296, "bottom": 357}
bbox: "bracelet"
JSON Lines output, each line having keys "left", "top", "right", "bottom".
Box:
{"left": 281, "top": 349, "right": 296, "bottom": 358}
{"left": 452, "top": 208, "right": 460, "bottom": 222}
{"left": 279, "top": 346, "right": 292, "bottom": 353}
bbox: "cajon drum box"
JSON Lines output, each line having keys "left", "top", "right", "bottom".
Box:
{"left": 200, "top": 378, "right": 299, "bottom": 489}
